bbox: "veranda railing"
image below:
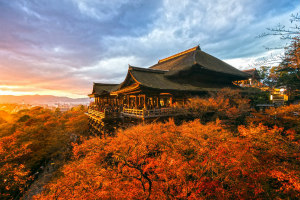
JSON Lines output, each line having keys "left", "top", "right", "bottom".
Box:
{"left": 122, "top": 107, "right": 178, "bottom": 118}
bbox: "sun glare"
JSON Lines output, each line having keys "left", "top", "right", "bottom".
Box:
{"left": 0, "top": 85, "right": 86, "bottom": 98}
{"left": 0, "top": 90, "right": 35, "bottom": 96}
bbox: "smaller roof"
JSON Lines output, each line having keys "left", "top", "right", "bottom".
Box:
{"left": 242, "top": 68, "right": 260, "bottom": 79}
{"left": 89, "top": 83, "right": 119, "bottom": 97}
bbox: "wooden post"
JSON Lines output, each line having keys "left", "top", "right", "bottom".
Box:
{"left": 151, "top": 97, "right": 154, "bottom": 108}
{"left": 135, "top": 95, "right": 138, "bottom": 109}
{"left": 127, "top": 95, "right": 130, "bottom": 107}
{"left": 144, "top": 95, "right": 147, "bottom": 109}
{"left": 138, "top": 96, "right": 141, "bottom": 107}
{"left": 157, "top": 96, "right": 160, "bottom": 108}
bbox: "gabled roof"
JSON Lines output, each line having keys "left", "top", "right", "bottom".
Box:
{"left": 150, "top": 46, "right": 250, "bottom": 79}
{"left": 89, "top": 83, "right": 119, "bottom": 97}
{"left": 117, "top": 66, "right": 240, "bottom": 92}
{"left": 243, "top": 68, "right": 260, "bottom": 80}
{"left": 90, "top": 46, "right": 250, "bottom": 96}
{"left": 129, "top": 66, "right": 196, "bottom": 91}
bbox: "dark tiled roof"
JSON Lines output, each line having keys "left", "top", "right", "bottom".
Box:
{"left": 243, "top": 68, "right": 260, "bottom": 79}
{"left": 90, "top": 83, "right": 119, "bottom": 96}
{"left": 150, "top": 46, "right": 250, "bottom": 79}
{"left": 128, "top": 66, "right": 239, "bottom": 92}
{"left": 243, "top": 68, "right": 256, "bottom": 73}
{"left": 90, "top": 46, "right": 249, "bottom": 96}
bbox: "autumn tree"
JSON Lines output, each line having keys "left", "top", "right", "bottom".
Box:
{"left": 0, "top": 133, "right": 32, "bottom": 199}
{"left": 248, "top": 103, "right": 300, "bottom": 133}
{"left": 0, "top": 105, "right": 89, "bottom": 199}
{"left": 35, "top": 120, "right": 300, "bottom": 199}
{"left": 185, "top": 88, "right": 251, "bottom": 129}
{"left": 259, "top": 13, "right": 300, "bottom": 97}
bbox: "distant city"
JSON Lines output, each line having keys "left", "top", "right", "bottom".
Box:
{"left": 0, "top": 95, "right": 90, "bottom": 112}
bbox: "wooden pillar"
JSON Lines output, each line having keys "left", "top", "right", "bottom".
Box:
{"left": 151, "top": 97, "right": 153, "bottom": 108}
{"left": 135, "top": 95, "right": 138, "bottom": 109}
{"left": 170, "top": 96, "right": 173, "bottom": 107}
{"left": 127, "top": 95, "right": 130, "bottom": 107}
{"left": 138, "top": 96, "right": 141, "bottom": 107}
{"left": 157, "top": 96, "right": 160, "bottom": 108}
{"left": 144, "top": 95, "right": 147, "bottom": 109}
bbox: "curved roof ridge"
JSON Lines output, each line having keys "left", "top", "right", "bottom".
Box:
{"left": 129, "top": 65, "right": 168, "bottom": 73}
{"left": 157, "top": 45, "right": 200, "bottom": 64}
{"left": 93, "top": 82, "right": 119, "bottom": 86}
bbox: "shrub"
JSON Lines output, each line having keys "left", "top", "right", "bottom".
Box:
{"left": 248, "top": 104, "right": 300, "bottom": 133}
{"left": 185, "top": 88, "right": 251, "bottom": 129}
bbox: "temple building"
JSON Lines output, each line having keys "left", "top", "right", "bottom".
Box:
{"left": 238, "top": 68, "right": 262, "bottom": 88}
{"left": 88, "top": 46, "right": 250, "bottom": 135}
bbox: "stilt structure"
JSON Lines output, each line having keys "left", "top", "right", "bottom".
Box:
{"left": 87, "top": 46, "right": 250, "bottom": 135}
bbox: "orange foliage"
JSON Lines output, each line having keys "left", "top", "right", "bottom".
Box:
{"left": 35, "top": 120, "right": 300, "bottom": 199}
{"left": 248, "top": 104, "right": 300, "bottom": 133}
{"left": 0, "top": 133, "right": 32, "bottom": 199}
{"left": 0, "top": 105, "right": 89, "bottom": 199}
{"left": 186, "top": 88, "right": 251, "bottom": 128}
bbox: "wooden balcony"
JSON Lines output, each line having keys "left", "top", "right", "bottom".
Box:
{"left": 88, "top": 106, "right": 181, "bottom": 120}
{"left": 87, "top": 108, "right": 106, "bottom": 121}
{"left": 122, "top": 107, "right": 178, "bottom": 119}
{"left": 87, "top": 108, "right": 120, "bottom": 121}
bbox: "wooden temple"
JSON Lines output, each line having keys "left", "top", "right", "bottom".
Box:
{"left": 88, "top": 46, "right": 250, "bottom": 135}
{"left": 238, "top": 68, "right": 262, "bottom": 88}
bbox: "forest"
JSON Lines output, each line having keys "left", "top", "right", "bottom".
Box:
{"left": 1, "top": 88, "right": 299, "bottom": 199}
{"left": 0, "top": 105, "right": 89, "bottom": 199}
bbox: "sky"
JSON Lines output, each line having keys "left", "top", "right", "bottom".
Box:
{"left": 0, "top": 0, "right": 299, "bottom": 98}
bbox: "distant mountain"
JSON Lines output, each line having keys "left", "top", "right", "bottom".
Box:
{"left": 0, "top": 95, "right": 90, "bottom": 104}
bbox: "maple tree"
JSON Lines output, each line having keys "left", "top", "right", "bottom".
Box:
{"left": 0, "top": 105, "right": 89, "bottom": 199}
{"left": 35, "top": 119, "right": 300, "bottom": 199}
{"left": 185, "top": 88, "right": 251, "bottom": 129}
{"left": 247, "top": 103, "right": 300, "bottom": 133}
{"left": 0, "top": 133, "right": 32, "bottom": 199}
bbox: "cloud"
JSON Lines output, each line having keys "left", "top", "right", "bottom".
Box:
{"left": 0, "top": 0, "right": 298, "bottom": 97}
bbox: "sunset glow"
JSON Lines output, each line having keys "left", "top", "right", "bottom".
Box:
{"left": 0, "top": 85, "right": 84, "bottom": 98}
{"left": 1, "top": 1, "right": 300, "bottom": 199}
{"left": 0, "top": 0, "right": 299, "bottom": 98}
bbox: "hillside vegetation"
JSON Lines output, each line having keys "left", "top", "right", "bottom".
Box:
{"left": 0, "top": 105, "right": 89, "bottom": 199}
{"left": 35, "top": 119, "right": 300, "bottom": 199}
{"left": 1, "top": 90, "right": 300, "bottom": 199}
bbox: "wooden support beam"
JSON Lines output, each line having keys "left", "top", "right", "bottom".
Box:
{"left": 138, "top": 96, "right": 141, "bottom": 107}
{"left": 127, "top": 95, "right": 130, "bottom": 107}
